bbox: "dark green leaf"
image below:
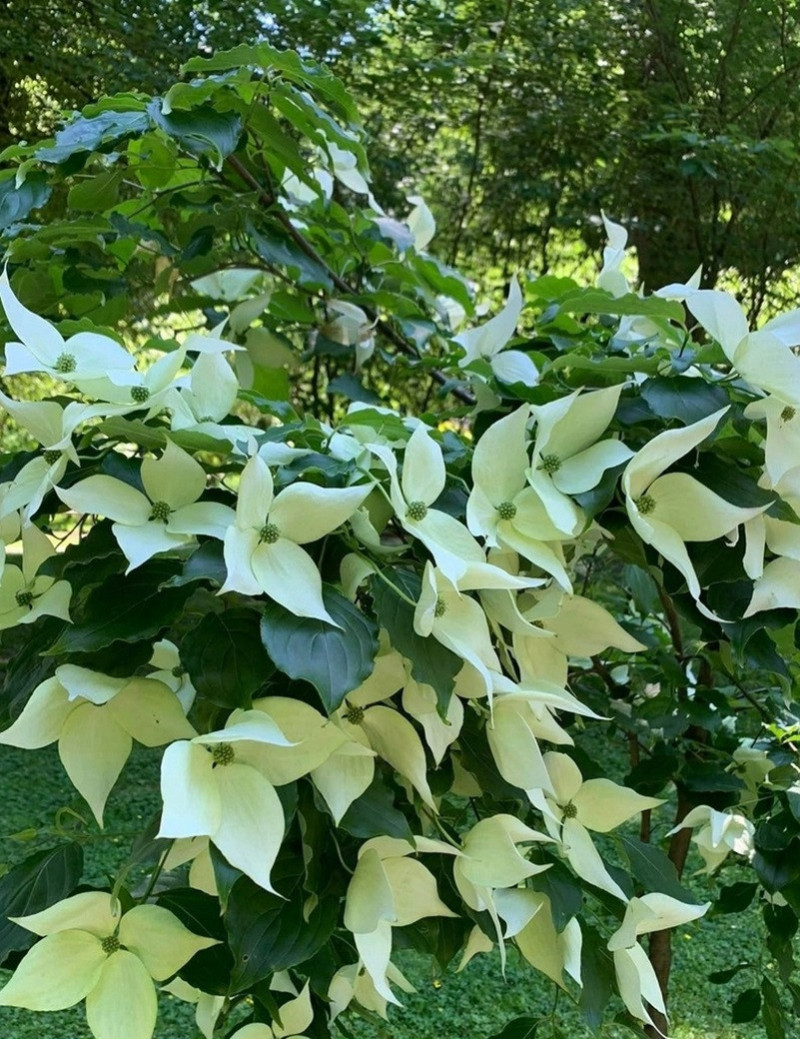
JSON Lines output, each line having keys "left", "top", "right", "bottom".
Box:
{"left": 0, "top": 616, "right": 64, "bottom": 726}
{"left": 714, "top": 882, "right": 757, "bottom": 914}
{"left": 157, "top": 888, "right": 232, "bottom": 995}
{"left": 339, "top": 773, "right": 414, "bottom": 842}
{"left": 226, "top": 880, "right": 339, "bottom": 992}
{"left": 754, "top": 842, "right": 800, "bottom": 893}
{"left": 249, "top": 221, "right": 333, "bottom": 290}
{"left": 579, "top": 924, "right": 616, "bottom": 1030}
{"left": 529, "top": 860, "right": 583, "bottom": 931}
{"left": 616, "top": 835, "right": 698, "bottom": 902}
{"left": 147, "top": 100, "right": 242, "bottom": 166}
{"left": 732, "top": 987, "right": 761, "bottom": 1023}
{"left": 162, "top": 539, "right": 227, "bottom": 588}
{"left": 371, "top": 569, "right": 460, "bottom": 715}
{"left": 47, "top": 559, "right": 191, "bottom": 654}
{"left": 260, "top": 587, "right": 378, "bottom": 714}
{"left": 0, "top": 844, "right": 83, "bottom": 964}
{"left": 327, "top": 373, "right": 381, "bottom": 405}
{"left": 640, "top": 376, "right": 729, "bottom": 424}
{"left": 182, "top": 607, "right": 273, "bottom": 709}
{"left": 708, "top": 963, "right": 752, "bottom": 983}
{"left": 491, "top": 1016, "right": 540, "bottom": 1038}
{"left": 762, "top": 977, "right": 786, "bottom": 1038}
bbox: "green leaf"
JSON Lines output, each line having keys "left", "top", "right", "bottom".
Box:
{"left": 47, "top": 559, "right": 191, "bottom": 654}
{"left": 249, "top": 221, "right": 333, "bottom": 290}
{"left": 556, "top": 287, "right": 685, "bottom": 321}
{"left": 67, "top": 170, "right": 123, "bottom": 212}
{"left": 162, "top": 540, "right": 227, "bottom": 588}
{"left": 181, "top": 43, "right": 359, "bottom": 123}
{"left": 0, "top": 844, "right": 83, "bottom": 964}
{"left": 529, "top": 860, "right": 583, "bottom": 931}
{"left": 35, "top": 110, "right": 149, "bottom": 163}
{"left": 338, "top": 773, "right": 414, "bottom": 842}
{"left": 259, "top": 587, "right": 378, "bottom": 714}
{"left": 0, "top": 616, "right": 64, "bottom": 726}
{"left": 762, "top": 977, "right": 786, "bottom": 1038}
{"left": 714, "top": 881, "right": 758, "bottom": 914}
{"left": 640, "top": 376, "right": 729, "bottom": 424}
{"left": 147, "top": 100, "right": 242, "bottom": 167}
{"left": 732, "top": 987, "right": 761, "bottom": 1023}
{"left": 327, "top": 373, "right": 381, "bottom": 405}
{"left": 0, "top": 172, "right": 51, "bottom": 232}
{"left": 371, "top": 569, "right": 460, "bottom": 715}
{"left": 754, "top": 842, "right": 800, "bottom": 893}
{"left": 491, "top": 1016, "right": 540, "bottom": 1039}
{"left": 616, "top": 835, "right": 699, "bottom": 903}
{"left": 156, "top": 887, "right": 232, "bottom": 996}
{"left": 708, "top": 963, "right": 752, "bottom": 983}
{"left": 579, "top": 924, "right": 616, "bottom": 1031}
{"left": 182, "top": 607, "right": 274, "bottom": 709}
{"left": 226, "top": 878, "right": 339, "bottom": 992}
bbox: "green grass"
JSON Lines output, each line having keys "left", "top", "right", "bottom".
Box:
{"left": 0, "top": 744, "right": 791, "bottom": 1039}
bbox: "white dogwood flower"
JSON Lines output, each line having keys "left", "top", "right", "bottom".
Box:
{"left": 344, "top": 837, "right": 457, "bottom": 1005}
{"left": 528, "top": 385, "right": 633, "bottom": 533}
{"left": 158, "top": 709, "right": 298, "bottom": 892}
{"left": 467, "top": 406, "right": 574, "bottom": 589}
{"left": 455, "top": 276, "right": 538, "bottom": 385}
{"left": 0, "top": 268, "right": 135, "bottom": 384}
{"left": 622, "top": 407, "right": 764, "bottom": 603}
{"left": 530, "top": 751, "right": 662, "bottom": 900}
{"left": 668, "top": 805, "right": 755, "bottom": 873}
{"left": 58, "top": 440, "right": 233, "bottom": 571}
{"left": 0, "top": 892, "right": 216, "bottom": 1039}
{"left": 0, "top": 522, "right": 71, "bottom": 630}
{"left": 0, "top": 664, "right": 194, "bottom": 825}
{"left": 220, "top": 453, "right": 369, "bottom": 622}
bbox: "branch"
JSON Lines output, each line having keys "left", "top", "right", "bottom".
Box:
{"left": 224, "top": 155, "right": 476, "bottom": 405}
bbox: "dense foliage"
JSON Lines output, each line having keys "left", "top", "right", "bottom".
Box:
{"left": 0, "top": 42, "right": 799, "bottom": 1040}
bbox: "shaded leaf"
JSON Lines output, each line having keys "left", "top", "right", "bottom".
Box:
{"left": 183, "top": 607, "right": 273, "bottom": 709}
{"left": 371, "top": 568, "right": 460, "bottom": 715}
{"left": 0, "top": 844, "right": 83, "bottom": 964}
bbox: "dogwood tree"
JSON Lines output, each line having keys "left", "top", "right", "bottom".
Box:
{"left": 0, "top": 46, "right": 797, "bottom": 1040}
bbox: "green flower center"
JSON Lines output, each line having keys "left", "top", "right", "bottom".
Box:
{"left": 406, "top": 500, "right": 428, "bottom": 522}
{"left": 434, "top": 596, "right": 447, "bottom": 618}
{"left": 496, "top": 500, "right": 517, "bottom": 521}
{"left": 171, "top": 664, "right": 184, "bottom": 678}
{"left": 562, "top": 801, "right": 578, "bottom": 819}
{"left": 781, "top": 405, "right": 796, "bottom": 422}
{"left": 131, "top": 385, "right": 151, "bottom": 404}
{"left": 635, "top": 492, "right": 656, "bottom": 515}
{"left": 210, "top": 742, "right": 235, "bottom": 767}
{"left": 15, "top": 590, "right": 33, "bottom": 608}
{"left": 101, "top": 935, "right": 120, "bottom": 955}
{"left": 259, "top": 522, "right": 280, "bottom": 544}
{"left": 43, "top": 449, "right": 62, "bottom": 465}
{"left": 54, "top": 352, "right": 77, "bottom": 374}
{"left": 344, "top": 705, "right": 365, "bottom": 725}
{"left": 541, "top": 453, "right": 561, "bottom": 475}
{"left": 150, "top": 500, "right": 172, "bottom": 522}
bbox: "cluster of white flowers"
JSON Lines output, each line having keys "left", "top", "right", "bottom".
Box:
{"left": 0, "top": 215, "right": 790, "bottom": 1037}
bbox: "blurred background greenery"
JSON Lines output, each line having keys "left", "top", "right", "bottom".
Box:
{"left": 3, "top": 0, "right": 800, "bottom": 318}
